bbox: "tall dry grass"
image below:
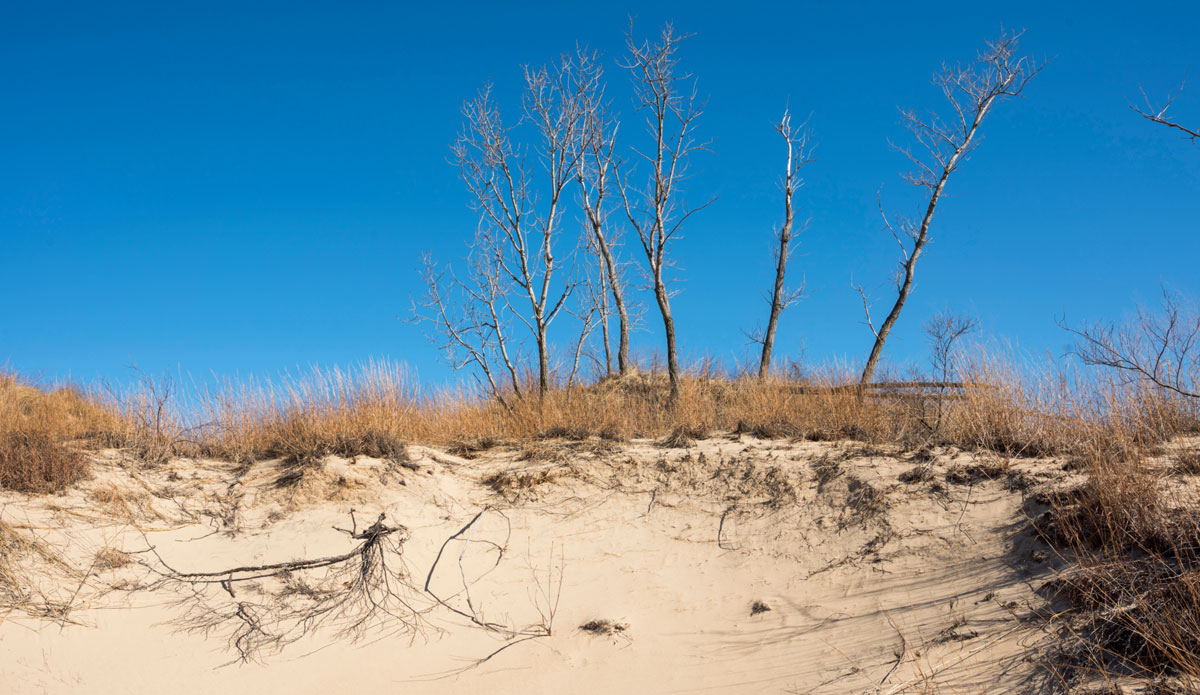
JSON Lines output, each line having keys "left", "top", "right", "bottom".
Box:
{"left": 4, "top": 355, "right": 1192, "bottom": 475}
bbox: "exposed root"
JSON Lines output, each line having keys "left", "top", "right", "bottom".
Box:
{"left": 135, "top": 512, "right": 428, "bottom": 663}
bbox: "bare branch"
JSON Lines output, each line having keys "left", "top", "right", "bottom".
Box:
{"left": 1062, "top": 288, "right": 1200, "bottom": 400}
{"left": 1131, "top": 78, "right": 1200, "bottom": 142}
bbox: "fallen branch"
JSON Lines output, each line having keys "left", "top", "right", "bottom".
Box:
{"left": 134, "top": 512, "right": 429, "bottom": 663}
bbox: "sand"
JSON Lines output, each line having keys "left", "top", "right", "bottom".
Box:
{"left": 0, "top": 436, "right": 1064, "bottom": 693}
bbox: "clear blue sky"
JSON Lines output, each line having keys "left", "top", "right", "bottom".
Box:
{"left": 2, "top": 1, "right": 1198, "bottom": 389}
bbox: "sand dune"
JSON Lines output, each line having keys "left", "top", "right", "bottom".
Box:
{"left": 0, "top": 436, "right": 1062, "bottom": 693}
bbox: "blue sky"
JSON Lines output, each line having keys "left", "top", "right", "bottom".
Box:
{"left": 2, "top": 1, "right": 1198, "bottom": 389}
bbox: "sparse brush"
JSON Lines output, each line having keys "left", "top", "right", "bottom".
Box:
{"left": 482, "top": 465, "right": 564, "bottom": 501}
{"left": 811, "top": 455, "right": 842, "bottom": 491}
{"left": 1174, "top": 448, "right": 1200, "bottom": 475}
{"left": 580, "top": 618, "right": 629, "bottom": 636}
{"left": 446, "top": 436, "right": 499, "bottom": 459}
{"left": 841, "top": 476, "right": 888, "bottom": 529}
{"left": 944, "top": 461, "right": 1007, "bottom": 486}
{"left": 659, "top": 424, "right": 707, "bottom": 448}
{"left": 899, "top": 464, "right": 935, "bottom": 484}
{"left": 0, "top": 517, "right": 80, "bottom": 618}
{"left": 94, "top": 547, "right": 132, "bottom": 570}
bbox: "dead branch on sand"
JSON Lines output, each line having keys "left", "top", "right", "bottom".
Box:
{"left": 422, "top": 506, "right": 563, "bottom": 676}
{"left": 132, "top": 511, "right": 429, "bottom": 664}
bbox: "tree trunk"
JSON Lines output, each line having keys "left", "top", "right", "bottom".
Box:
{"left": 592, "top": 228, "right": 631, "bottom": 375}
{"left": 654, "top": 278, "right": 680, "bottom": 400}
{"left": 536, "top": 322, "right": 550, "bottom": 397}
{"left": 860, "top": 119, "right": 979, "bottom": 385}
{"left": 759, "top": 185, "right": 794, "bottom": 380}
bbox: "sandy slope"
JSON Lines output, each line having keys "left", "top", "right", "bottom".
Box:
{"left": 0, "top": 436, "right": 1063, "bottom": 694}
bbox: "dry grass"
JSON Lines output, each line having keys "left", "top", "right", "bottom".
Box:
{"left": 0, "top": 517, "right": 79, "bottom": 617}
{"left": 6, "top": 355, "right": 1174, "bottom": 475}
{"left": 1027, "top": 398, "right": 1200, "bottom": 688}
{"left": 0, "top": 373, "right": 125, "bottom": 492}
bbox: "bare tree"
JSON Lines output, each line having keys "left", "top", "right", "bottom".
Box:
{"left": 1132, "top": 80, "right": 1199, "bottom": 142}
{"left": 618, "top": 23, "right": 714, "bottom": 400}
{"left": 923, "top": 311, "right": 979, "bottom": 434}
{"left": 574, "top": 51, "right": 635, "bottom": 377}
{"left": 413, "top": 243, "right": 523, "bottom": 408}
{"left": 925, "top": 311, "right": 979, "bottom": 383}
{"left": 447, "top": 56, "right": 596, "bottom": 398}
{"left": 857, "top": 29, "right": 1042, "bottom": 385}
{"left": 1062, "top": 288, "right": 1200, "bottom": 401}
{"left": 756, "top": 110, "right": 813, "bottom": 380}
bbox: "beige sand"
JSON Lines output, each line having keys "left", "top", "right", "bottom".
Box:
{"left": 0, "top": 436, "right": 1062, "bottom": 694}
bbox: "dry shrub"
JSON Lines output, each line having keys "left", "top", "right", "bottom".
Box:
{"left": 841, "top": 476, "right": 888, "bottom": 529}
{"left": 659, "top": 424, "right": 707, "bottom": 449}
{"left": 899, "top": 464, "right": 935, "bottom": 484}
{"left": 811, "top": 455, "right": 842, "bottom": 491}
{"left": 944, "top": 460, "right": 1007, "bottom": 486}
{"left": 516, "top": 441, "right": 567, "bottom": 462}
{"left": 94, "top": 547, "right": 132, "bottom": 570}
{"left": 1039, "top": 426, "right": 1200, "bottom": 684}
{"left": 598, "top": 423, "right": 630, "bottom": 442}
{"left": 1174, "top": 448, "right": 1200, "bottom": 475}
{"left": 0, "top": 432, "right": 89, "bottom": 493}
{"left": 446, "top": 436, "right": 500, "bottom": 459}
{"left": 712, "top": 456, "right": 799, "bottom": 507}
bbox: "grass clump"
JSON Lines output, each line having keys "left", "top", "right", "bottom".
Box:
{"left": 0, "top": 373, "right": 126, "bottom": 492}
{"left": 0, "top": 432, "right": 89, "bottom": 493}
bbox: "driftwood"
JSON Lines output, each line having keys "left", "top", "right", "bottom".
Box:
{"left": 134, "top": 512, "right": 429, "bottom": 664}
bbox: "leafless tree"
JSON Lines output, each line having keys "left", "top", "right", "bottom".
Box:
{"left": 922, "top": 311, "right": 979, "bottom": 434}
{"left": 431, "top": 52, "right": 599, "bottom": 400}
{"left": 857, "top": 29, "right": 1042, "bottom": 385}
{"left": 925, "top": 311, "right": 979, "bottom": 383}
{"left": 618, "top": 23, "right": 714, "bottom": 400}
{"left": 755, "top": 110, "right": 813, "bottom": 380}
{"left": 413, "top": 244, "right": 523, "bottom": 407}
{"left": 1132, "top": 79, "right": 1199, "bottom": 142}
{"left": 574, "top": 51, "right": 635, "bottom": 377}
{"left": 593, "top": 251, "right": 614, "bottom": 376}
{"left": 1062, "top": 288, "right": 1200, "bottom": 401}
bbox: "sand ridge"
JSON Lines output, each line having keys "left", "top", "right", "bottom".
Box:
{"left": 0, "top": 435, "right": 1063, "bottom": 693}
